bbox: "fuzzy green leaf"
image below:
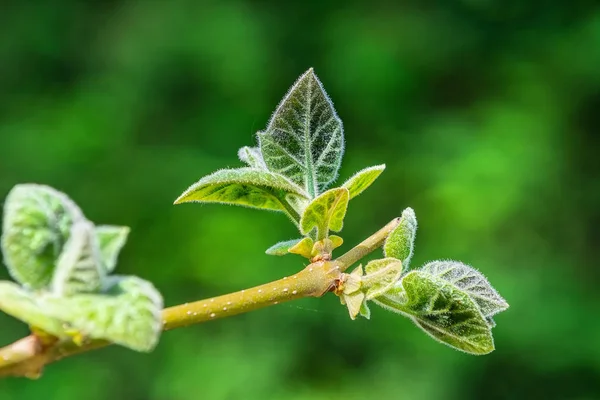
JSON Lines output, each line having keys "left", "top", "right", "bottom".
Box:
{"left": 96, "top": 225, "right": 130, "bottom": 273}
{"left": 362, "top": 258, "right": 403, "bottom": 300}
{"left": 375, "top": 271, "right": 494, "bottom": 355}
{"left": 384, "top": 207, "right": 417, "bottom": 269}
{"left": 421, "top": 260, "right": 509, "bottom": 318}
{"left": 258, "top": 68, "right": 344, "bottom": 197}
{"left": 1, "top": 184, "right": 84, "bottom": 289}
{"left": 342, "top": 164, "right": 386, "bottom": 199}
{"left": 238, "top": 146, "right": 267, "bottom": 169}
{"left": 300, "top": 188, "right": 349, "bottom": 239}
{"left": 0, "top": 281, "right": 65, "bottom": 337}
{"left": 52, "top": 221, "right": 104, "bottom": 296}
{"left": 43, "top": 276, "right": 163, "bottom": 352}
{"left": 174, "top": 168, "right": 309, "bottom": 217}
{"left": 265, "top": 238, "right": 303, "bottom": 256}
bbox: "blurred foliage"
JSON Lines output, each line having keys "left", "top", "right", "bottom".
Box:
{"left": 1, "top": 1, "right": 599, "bottom": 399}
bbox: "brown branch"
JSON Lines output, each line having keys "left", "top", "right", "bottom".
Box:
{"left": 0, "top": 218, "right": 400, "bottom": 379}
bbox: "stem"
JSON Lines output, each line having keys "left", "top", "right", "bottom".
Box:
{"left": 162, "top": 261, "right": 334, "bottom": 330}
{"left": 0, "top": 218, "right": 400, "bottom": 379}
{"left": 335, "top": 217, "right": 401, "bottom": 271}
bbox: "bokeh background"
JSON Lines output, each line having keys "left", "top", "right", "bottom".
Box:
{"left": 1, "top": 1, "right": 599, "bottom": 399}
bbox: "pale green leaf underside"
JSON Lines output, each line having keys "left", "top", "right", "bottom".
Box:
{"left": 1, "top": 184, "right": 84, "bottom": 290}
{"left": 52, "top": 221, "right": 104, "bottom": 296}
{"left": 421, "top": 260, "right": 509, "bottom": 318}
{"left": 384, "top": 207, "right": 417, "bottom": 269}
{"left": 265, "top": 239, "right": 302, "bottom": 256}
{"left": 174, "top": 168, "right": 309, "bottom": 215}
{"left": 238, "top": 146, "right": 267, "bottom": 169}
{"left": 363, "top": 258, "right": 403, "bottom": 300}
{"left": 43, "top": 276, "right": 163, "bottom": 352}
{"left": 300, "top": 188, "right": 349, "bottom": 239}
{"left": 375, "top": 271, "right": 494, "bottom": 355}
{"left": 96, "top": 225, "right": 130, "bottom": 273}
{"left": 342, "top": 164, "right": 386, "bottom": 199}
{"left": 258, "top": 68, "right": 344, "bottom": 197}
{"left": 0, "top": 281, "right": 65, "bottom": 337}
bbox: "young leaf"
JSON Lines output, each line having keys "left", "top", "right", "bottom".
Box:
{"left": 420, "top": 260, "right": 509, "bottom": 318}
{"left": 52, "top": 221, "right": 104, "bottom": 296}
{"left": 1, "top": 184, "right": 84, "bottom": 289}
{"left": 343, "top": 291, "right": 366, "bottom": 320}
{"left": 300, "top": 188, "right": 349, "bottom": 239}
{"left": 0, "top": 281, "right": 65, "bottom": 337}
{"left": 258, "top": 68, "right": 344, "bottom": 197}
{"left": 43, "top": 276, "right": 163, "bottom": 352}
{"left": 96, "top": 225, "right": 130, "bottom": 273}
{"left": 288, "top": 237, "right": 314, "bottom": 258}
{"left": 362, "top": 258, "right": 403, "bottom": 300}
{"left": 174, "top": 168, "right": 309, "bottom": 219}
{"left": 238, "top": 146, "right": 267, "bottom": 169}
{"left": 265, "top": 238, "right": 303, "bottom": 256}
{"left": 342, "top": 164, "right": 386, "bottom": 199}
{"left": 374, "top": 271, "right": 494, "bottom": 355}
{"left": 359, "top": 301, "right": 371, "bottom": 319}
{"left": 384, "top": 207, "right": 417, "bottom": 269}
{"left": 338, "top": 265, "right": 365, "bottom": 320}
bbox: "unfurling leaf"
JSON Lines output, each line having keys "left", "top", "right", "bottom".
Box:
{"left": 288, "top": 237, "right": 314, "bottom": 258}
{"left": 52, "top": 221, "right": 104, "bottom": 296}
{"left": 420, "top": 260, "right": 509, "bottom": 318}
{"left": 95, "top": 225, "right": 130, "bottom": 273}
{"left": 258, "top": 68, "right": 344, "bottom": 197}
{"left": 342, "top": 164, "right": 386, "bottom": 199}
{"left": 238, "top": 146, "right": 267, "bottom": 169}
{"left": 338, "top": 265, "right": 365, "bottom": 320}
{"left": 1, "top": 184, "right": 84, "bottom": 289}
{"left": 344, "top": 291, "right": 366, "bottom": 320}
{"left": 384, "top": 207, "right": 417, "bottom": 269}
{"left": 0, "top": 281, "right": 65, "bottom": 337}
{"left": 300, "top": 188, "right": 349, "bottom": 239}
{"left": 43, "top": 276, "right": 163, "bottom": 352}
{"left": 174, "top": 168, "right": 309, "bottom": 219}
{"left": 266, "top": 238, "right": 303, "bottom": 256}
{"left": 374, "top": 271, "right": 494, "bottom": 355}
{"left": 362, "top": 258, "right": 403, "bottom": 300}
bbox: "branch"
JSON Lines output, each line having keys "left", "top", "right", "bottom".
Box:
{"left": 0, "top": 218, "right": 400, "bottom": 379}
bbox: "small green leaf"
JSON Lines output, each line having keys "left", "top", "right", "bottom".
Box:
{"left": 288, "top": 237, "right": 314, "bottom": 258}
{"left": 258, "top": 68, "right": 344, "bottom": 197}
{"left": 421, "top": 260, "right": 509, "bottom": 318}
{"left": 43, "top": 276, "right": 163, "bottom": 352}
{"left": 374, "top": 271, "right": 494, "bottom": 355}
{"left": 238, "top": 146, "right": 267, "bottom": 169}
{"left": 300, "top": 188, "right": 349, "bottom": 239}
{"left": 265, "top": 239, "right": 303, "bottom": 256}
{"left": 362, "top": 258, "right": 403, "bottom": 300}
{"left": 342, "top": 164, "right": 386, "bottom": 199}
{"left": 1, "top": 184, "right": 84, "bottom": 289}
{"left": 0, "top": 281, "right": 65, "bottom": 337}
{"left": 384, "top": 207, "right": 417, "bottom": 269}
{"left": 52, "top": 221, "right": 104, "bottom": 296}
{"left": 95, "top": 225, "right": 130, "bottom": 273}
{"left": 359, "top": 301, "right": 371, "bottom": 319}
{"left": 174, "top": 168, "right": 309, "bottom": 219}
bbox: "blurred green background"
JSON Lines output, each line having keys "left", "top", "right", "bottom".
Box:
{"left": 1, "top": 1, "right": 599, "bottom": 399}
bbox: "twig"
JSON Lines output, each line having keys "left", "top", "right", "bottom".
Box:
{"left": 0, "top": 218, "right": 400, "bottom": 379}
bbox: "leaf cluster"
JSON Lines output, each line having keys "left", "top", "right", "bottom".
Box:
{"left": 0, "top": 184, "right": 163, "bottom": 352}
{"left": 176, "top": 68, "right": 385, "bottom": 262}
{"left": 338, "top": 208, "right": 509, "bottom": 355}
